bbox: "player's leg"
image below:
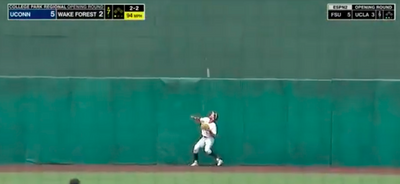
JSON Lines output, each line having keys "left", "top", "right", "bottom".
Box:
{"left": 191, "top": 137, "right": 205, "bottom": 166}
{"left": 204, "top": 137, "right": 223, "bottom": 166}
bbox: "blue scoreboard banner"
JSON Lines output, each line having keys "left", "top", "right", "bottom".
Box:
{"left": 9, "top": 9, "right": 56, "bottom": 20}
{"left": 7, "top": 3, "right": 146, "bottom": 21}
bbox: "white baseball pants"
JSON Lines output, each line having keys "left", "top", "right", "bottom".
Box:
{"left": 193, "top": 136, "right": 215, "bottom": 154}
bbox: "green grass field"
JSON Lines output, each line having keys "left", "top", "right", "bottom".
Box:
{"left": 0, "top": 173, "right": 399, "bottom": 184}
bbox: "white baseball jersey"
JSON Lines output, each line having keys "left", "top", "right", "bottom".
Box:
{"left": 200, "top": 117, "right": 217, "bottom": 137}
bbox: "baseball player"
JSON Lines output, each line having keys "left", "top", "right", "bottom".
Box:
{"left": 190, "top": 111, "right": 223, "bottom": 166}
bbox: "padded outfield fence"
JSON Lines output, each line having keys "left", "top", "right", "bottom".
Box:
{"left": 1, "top": 77, "right": 400, "bottom": 167}
{"left": 0, "top": 77, "right": 400, "bottom": 184}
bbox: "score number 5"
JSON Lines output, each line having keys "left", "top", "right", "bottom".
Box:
{"left": 51, "top": 10, "right": 55, "bottom": 17}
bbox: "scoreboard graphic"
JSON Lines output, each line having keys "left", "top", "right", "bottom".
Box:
{"left": 7, "top": 3, "right": 145, "bottom": 21}
{"left": 327, "top": 3, "right": 396, "bottom": 21}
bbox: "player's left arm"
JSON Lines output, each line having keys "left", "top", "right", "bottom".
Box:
{"left": 208, "top": 123, "right": 217, "bottom": 137}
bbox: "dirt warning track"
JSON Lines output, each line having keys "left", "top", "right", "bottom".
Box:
{"left": 0, "top": 165, "right": 399, "bottom": 174}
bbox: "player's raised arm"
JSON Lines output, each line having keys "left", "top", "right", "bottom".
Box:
{"left": 190, "top": 115, "right": 201, "bottom": 123}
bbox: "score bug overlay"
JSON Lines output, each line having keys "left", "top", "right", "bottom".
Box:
{"left": 327, "top": 3, "right": 396, "bottom": 21}
{"left": 124, "top": 5, "right": 145, "bottom": 20}
{"left": 7, "top": 3, "right": 145, "bottom": 21}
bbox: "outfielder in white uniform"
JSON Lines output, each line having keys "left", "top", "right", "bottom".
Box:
{"left": 190, "top": 111, "right": 223, "bottom": 166}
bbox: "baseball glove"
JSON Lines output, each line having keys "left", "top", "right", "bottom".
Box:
{"left": 201, "top": 123, "right": 210, "bottom": 130}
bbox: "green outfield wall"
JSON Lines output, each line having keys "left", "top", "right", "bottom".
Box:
{"left": 1, "top": 78, "right": 400, "bottom": 167}
{"left": 0, "top": 0, "right": 399, "bottom": 79}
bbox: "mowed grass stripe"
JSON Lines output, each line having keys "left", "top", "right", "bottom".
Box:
{"left": 0, "top": 173, "right": 399, "bottom": 184}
